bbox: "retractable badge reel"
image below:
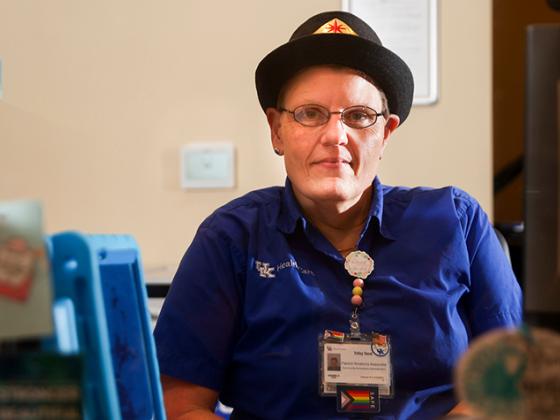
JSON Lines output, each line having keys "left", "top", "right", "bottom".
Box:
{"left": 319, "top": 250, "right": 393, "bottom": 414}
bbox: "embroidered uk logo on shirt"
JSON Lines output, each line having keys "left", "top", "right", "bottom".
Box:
{"left": 255, "top": 261, "right": 276, "bottom": 278}
{"left": 254, "top": 259, "right": 316, "bottom": 278}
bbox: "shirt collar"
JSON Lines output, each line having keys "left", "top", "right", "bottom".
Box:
{"left": 277, "top": 177, "right": 396, "bottom": 240}
{"left": 277, "top": 178, "right": 304, "bottom": 234}
{"left": 367, "top": 177, "right": 396, "bottom": 240}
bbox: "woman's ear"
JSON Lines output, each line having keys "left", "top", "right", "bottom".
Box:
{"left": 378, "top": 114, "right": 400, "bottom": 159}
{"left": 383, "top": 114, "right": 400, "bottom": 143}
{"left": 266, "top": 107, "right": 284, "bottom": 154}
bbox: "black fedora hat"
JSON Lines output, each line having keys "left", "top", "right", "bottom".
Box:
{"left": 255, "top": 11, "right": 414, "bottom": 124}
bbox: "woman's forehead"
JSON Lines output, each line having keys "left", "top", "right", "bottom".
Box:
{"left": 281, "top": 65, "right": 383, "bottom": 106}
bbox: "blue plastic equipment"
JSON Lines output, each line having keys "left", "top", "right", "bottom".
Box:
{"left": 47, "top": 232, "right": 165, "bottom": 420}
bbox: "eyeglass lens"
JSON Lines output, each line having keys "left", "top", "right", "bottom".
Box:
{"left": 292, "top": 104, "right": 379, "bottom": 129}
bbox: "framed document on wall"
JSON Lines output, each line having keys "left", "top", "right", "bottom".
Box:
{"left": 341, "top": 0, "right": 438, "bottom": 105}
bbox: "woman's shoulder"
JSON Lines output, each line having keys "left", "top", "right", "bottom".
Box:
{"left": 381, "top": 183, "right": 482, "bottom": 218}
{"left": 199, "top": 185, "right": 285, "bottom": 232}
{"left": 219, "top": 186, "right": 284, "bottom": 210}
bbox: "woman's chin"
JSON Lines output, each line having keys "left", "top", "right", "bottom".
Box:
{"left": 302, "top": 179, "right": 360, "bottom": 203}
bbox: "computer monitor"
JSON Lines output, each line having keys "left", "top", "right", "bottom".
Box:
{"left": 524, "top": 24, "right": 560, "bottom": 330}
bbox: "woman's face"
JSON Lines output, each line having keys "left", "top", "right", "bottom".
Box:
{"left": 266, "top": 66, "right": 400, "bottom": 210}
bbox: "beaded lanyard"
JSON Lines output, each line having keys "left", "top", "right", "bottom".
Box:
{"left": 343, "top": 250, "right": 374, "bottom": 337}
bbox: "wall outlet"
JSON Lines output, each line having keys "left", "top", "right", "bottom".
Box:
{"left": 0, "top": 59, "right": 3, "bottom": 100}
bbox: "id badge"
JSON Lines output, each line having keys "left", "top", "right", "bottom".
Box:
{"left": 319, "top": 330, "right": 393, "bottom": 398}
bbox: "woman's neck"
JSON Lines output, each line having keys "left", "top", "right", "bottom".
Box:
{"left": 296, "top": 189, "right": 372, "bottom": 255}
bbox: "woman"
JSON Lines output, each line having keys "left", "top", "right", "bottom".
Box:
{"left": 154, "top": 11, "right": 522, "bottom": 419}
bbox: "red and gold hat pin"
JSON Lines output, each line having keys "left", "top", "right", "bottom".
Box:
{"left": 313, "top": 18, "right": 358, "bottom": 36}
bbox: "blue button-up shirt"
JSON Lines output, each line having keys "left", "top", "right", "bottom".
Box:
{"left": 154, "top": 178, "right": 522, "bottom": 419}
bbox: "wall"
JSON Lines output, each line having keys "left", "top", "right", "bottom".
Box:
{"left": 0, "top": 0, "right": 492, "bottom": 271}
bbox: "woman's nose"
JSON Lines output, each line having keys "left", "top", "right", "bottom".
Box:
{"left": 320, "top": 113, "right": 348, "bottom": 146}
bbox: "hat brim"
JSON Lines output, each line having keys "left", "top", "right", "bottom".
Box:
{"left": 255, "top": 34, "right": 414, "bottom": 124}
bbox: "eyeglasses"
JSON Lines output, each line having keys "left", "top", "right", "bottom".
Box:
{"left": 279, "top": 104, "right": 384, "bottom": 129}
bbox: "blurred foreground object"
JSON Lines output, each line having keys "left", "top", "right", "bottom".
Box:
{"left": 0, "top": 200, "right": 53, "bottom": 340}
{"left": 455, "top": 326, "right": 560, "bottom": 419}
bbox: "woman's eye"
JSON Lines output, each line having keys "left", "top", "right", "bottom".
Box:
{"left": 347, "top": 111, "right": 368, "bottom": 121}
{"left": 302, "top": 107, "right": 322, "bottom": 119}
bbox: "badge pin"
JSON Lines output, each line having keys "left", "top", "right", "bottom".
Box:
{"left": 372, "top": 333, "right": 390, "bottom": 357}
{"left": 313, "top": 18, "right": 358, "bottom": 36}
{"left": 344, "top": 250, "right": 374, "bottom": 279}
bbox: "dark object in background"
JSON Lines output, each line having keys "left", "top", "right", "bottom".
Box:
{"left": 547, "top": 0, "right": 560, "bottom": 11}
{"left": 523, "top": 24, "right": 560, "bottom": 331}
{"left": 495, "top": 223, "right": 524, "bottom": 284}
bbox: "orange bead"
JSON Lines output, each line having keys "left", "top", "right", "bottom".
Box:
{"left": 353, "top": 278, "right": 364, "bottom": 288}
{"left": 351, "top": 295, "right": 363, "bottom": 306}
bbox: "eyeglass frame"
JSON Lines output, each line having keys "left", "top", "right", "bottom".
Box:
{"left": 278, "top": 104, "right": 386, "bottom": 129}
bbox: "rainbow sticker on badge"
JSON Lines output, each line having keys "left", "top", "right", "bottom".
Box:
{"left": 324, "top": 329, "right": 345, "bottom": 342}
{"left": 344, "top": 251, "right": 374, "bottom": 279}
{"left": 337, "top": 385, "right": 380, "bottom": 414}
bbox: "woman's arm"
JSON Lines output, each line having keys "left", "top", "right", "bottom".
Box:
{"left": 446, "top": 401, "right": 474, "bottom": 417}
{"left": 155, "top": 225, "right": 244, "bottom": 419}
{"left": 162, "top": 374, "right": 221, "bottom": 420}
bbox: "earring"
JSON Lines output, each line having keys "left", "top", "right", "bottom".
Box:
{"left": 274, "top": 148, "right": 283, "bottom": 156}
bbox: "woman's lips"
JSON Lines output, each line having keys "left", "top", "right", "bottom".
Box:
{"left": 313, "top": 157, "right": 352, "bottom": 169}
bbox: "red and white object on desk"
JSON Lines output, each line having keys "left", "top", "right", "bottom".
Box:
{"left": 0, "top": 200, "right": 53, "bottom": 340}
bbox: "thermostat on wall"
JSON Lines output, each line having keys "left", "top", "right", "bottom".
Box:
{"left": 180, "top": 142, "right": 235, "bottom": 189}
